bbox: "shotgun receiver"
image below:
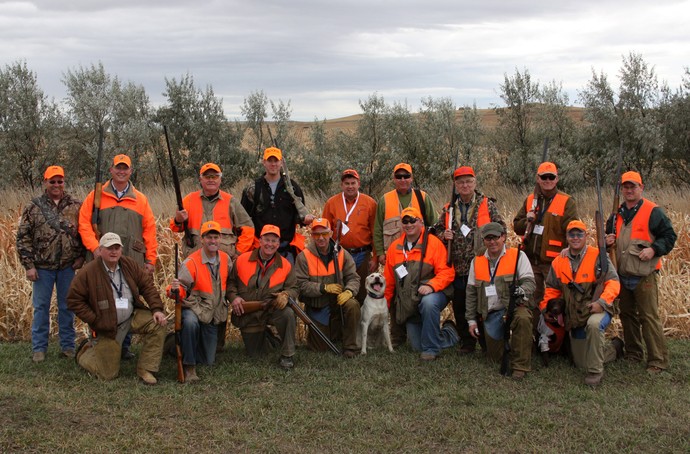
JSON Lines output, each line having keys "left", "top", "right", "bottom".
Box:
{"left": 164, "top": 125, "right": 194, "bottom": 249}
{"left": 90, "top": 125, "right": 104, "bottom": 239}
{"left": 287, "top": 297, "right": 341, "bottom": 355}
{"left": 173, "top": 244, "right": 185, "bottom": 383}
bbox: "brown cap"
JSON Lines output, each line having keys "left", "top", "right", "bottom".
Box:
{"left": 453, "top": 166, "right": 475, "bottom": 178}
{"left": 393, "top": 163, "right": 412, "bottom": 175}
{"left": 480, "top": 222, "right": 505, "bottom": 239}
{"left": 263, "top": 147, "right": 283, "bottom": 161}
{"left": 99, "top": 232, "right": 123, "bottom": 248}
{"left": 566, "top": 220, "right": 587, "bottom": 232}
{"left": 401, "top": 206, "right": 422, "bottom": 220}
{"left": 621, "top": 171, "right": 642, "bottom": 185}
{"left": 113, "top": 154, "right": 131, "bottom": 168}
{"left": 537, "top": 162, "right": 557, "bottom": 175}
{"left": 341, "top": 169, "right": 360, "bottom": 180}
{"left": 260, "top": 224, "right": 281, "bottom": 238}
{"left": 44, "top": 166, "right": 64, "bottom": 180}
{"left": 311, "top": 218, "right": 331, "bottom": 231}
{"left": 200, "top": 221, "right": 222, "bottom": 236}
{"left": 200, "top": 163, "right": 221, "bottom": 175}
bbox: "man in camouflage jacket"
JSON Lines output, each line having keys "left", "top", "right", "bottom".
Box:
{"left": 16, "top": 166, "right": 85, "bottom": 363}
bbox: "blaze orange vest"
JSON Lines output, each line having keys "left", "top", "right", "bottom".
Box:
{"left": 615, "top": 198, "right": 661, "bottom": 271}
{"left": 303, "top": 248, "right": 345, "bottom": 277}
{"left": 185, "top": 190, "right": 234, "bottom": 234}
{"left": 235, "top": 251, "right": 291, "bottom": 289}
{"left": 441, "top": 196, "right": 490, "bottom": 227}
{"left": 383, "top": 190, "right": 424, "bottom": 220}
{"left": 184, "top": 249, "right": 230, "bottom": 294}
{"left": 550, "top": 247, "right": 599, "bottom": 285}
{"left": 474, "top": 248, "right": 519, "bottom": 283}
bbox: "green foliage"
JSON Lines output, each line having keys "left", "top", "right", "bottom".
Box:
{"left": 658, "top": 68, "right": 690, "bottom": 184}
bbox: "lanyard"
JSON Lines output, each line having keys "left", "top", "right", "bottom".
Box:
{"left": 108, "top": 268, "right": 124, "bottom": 298}
{"left": 341, "top": 192, "right": 360, "bottom": 224}
{"left": 487, "top": 256, "right": 503, "bottom": 284}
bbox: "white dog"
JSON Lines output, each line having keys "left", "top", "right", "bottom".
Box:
{"left": 359, "top": 272, "right": 394, "bottom": 354}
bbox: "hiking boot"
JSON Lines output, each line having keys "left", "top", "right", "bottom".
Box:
{"left": 32, "top": 351, "right": 45, "bottom": 363}
{"left": 137, "top": 369, "right": 158, "bottom": 385}
{"left": 279, "top": 355, "right": 294, "bottom": 370}
{"left": 458, "top": 345, "right": 476, "bottom": 355}
{"left": 611, "top": 337, "right": 625, "bottom": 360}
{"left": 420, "top": 353, "right": 437, "bottom": 361}
{"left": 184, "top": 366, "right": 200, "bottom": 383}
{"left": 61, "top": 349, "right": 75, "bottom": 359}
{"left": 343, "top": 349, "right": 359, "bottom": 359}
{"left": 511, "top": 370, "right": 526, "bottom": 380}
{"left": 585, "top": 372, "right": 604, "bottom": 386}
{"left": 121, "top": 349, "right": 136, "bottom": 361}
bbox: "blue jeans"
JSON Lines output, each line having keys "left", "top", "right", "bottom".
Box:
{"left": 181, "top": 309, "right": 218, "bottom": 366}
{"left": 406, "top": 291, "right": 458, "bottom": 356}
{"left": 32, "top": 267, "right": 76, "bottom": 352}
{"left": 350, "top": 251, "right": 367, "bottom": 268}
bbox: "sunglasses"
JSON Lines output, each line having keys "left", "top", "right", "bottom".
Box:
{"left": 311, "top": 231, "right": 331, "bottom": 238}
{"left": 394, "top": 174, "right": 412, "bottom": 180}
{"left": 567, "top": 231, "right": 585, "bottom": 239}
{"left": 401, "top": 217, "right": 418, "bottom": 225}
{"left": 483, "top": 235, "right": 501, "bottom": 242}
{"left": 539, "top": 174, "right": 557, "bottom": 181}
{"left": 48, "top": 180, "right": 64, "bottom": 185}
{"left": 202, "top": 174, "right": 221, "bottom": 180}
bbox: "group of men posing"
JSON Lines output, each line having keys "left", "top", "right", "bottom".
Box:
{"left": 17, "top": 147, "right": 677, "bottom": 386}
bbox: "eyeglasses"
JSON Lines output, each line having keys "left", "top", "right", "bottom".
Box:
{"left": 539, "top": 174, "right": 557, "bottom": 181}
{"left": 483, "top": 235, "right": 501, "bottom": 242}
{"left": 311, "top": 231, "right": 331, "bottom": 238}
{"left": 567, "top": 231, "right": 585, "bottom": 239}
{"left": 48, "top": 180, "right": 64, "bottom": 185}
{"left": 394, "top": 174, "right": 411, "bottom": 180}
{"left": 202, "top": 174, "right": 221, "bottom": 180}
{"left": 401, "top": 218, "right": 418, "bottom": 225}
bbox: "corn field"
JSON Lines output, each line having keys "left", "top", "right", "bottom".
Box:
{"left": 1, "top": 183, "right": 688, "bottom": 342}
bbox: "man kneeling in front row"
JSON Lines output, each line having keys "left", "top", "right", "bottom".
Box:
{"left": 68, "top": 233, "right": 167, "bottom": 384}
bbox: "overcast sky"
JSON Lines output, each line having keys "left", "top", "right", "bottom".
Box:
{"left": 2, "top": 0, "right": 689, "bottom": 121}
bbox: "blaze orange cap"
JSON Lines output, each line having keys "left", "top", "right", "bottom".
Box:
{"left": 341, "top": 169, "right": 360, "bottom": 180}
{"left": 44, "top": 166, "right": 64, "bottom": 180}
{"left": 393, "top": 163, "right": 412, "bottom": 175}
{"left": 453, "top": 166, "right": 475, "bottom": 178}
{"left": 263, "top": 147, "right": 283, "bottom": 161}
{"left": 260, "top": 224, "right": 281, "bottom": 238}
{"left": 113, "top": 154, "right": 132, "bottom": 168}
{"left": 200, "top": 221, "right": 222, "bottom": 236}
{"left": 566, "top": 220, "right": 587, "bottom": 232}
{"left": 311, "top": 218, "right": 331, "bottom": 231}
{"left": 200, "top": 163, "right": 221, "bottom": 175}
{"left": 401, "top": 206, "right": 422, "bottom": 220}
{"left": 537, "top": 161, "right": 557, "bottom": 175}
{"left": 621, "top": 171, "right": 642, "bottom": 185}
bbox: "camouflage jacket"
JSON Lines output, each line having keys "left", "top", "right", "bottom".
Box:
{"left": 16, "top": 193, "right": 85, "bottom": 270}
{"left": 433, "top": 191, "right": 504, "bottom": 277}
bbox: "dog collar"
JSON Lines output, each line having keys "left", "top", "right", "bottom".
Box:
{"left": 367, "top": 291, "right": 381, "bottom": 298}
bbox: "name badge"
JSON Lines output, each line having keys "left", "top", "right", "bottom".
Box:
{"left": 115, "top": 297, "right": 129, "bottom": 310}
{"left": 395, "top": 264, "right": 409, "bottom": 279}
{"left": 460, "top": 224, "right": 471, "bottom": 237}
{"left": 341, "top": 223, "right": 350, "bottom": 236}
{"left": 485, "top": 285, "right": 497, "bottom": 297}
{"left": 533, "top": 224, "right": 544, "bottom": 235}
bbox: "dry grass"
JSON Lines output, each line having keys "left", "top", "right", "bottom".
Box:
{"left": 1, "top": 183, "right": 688, "bottom": 341}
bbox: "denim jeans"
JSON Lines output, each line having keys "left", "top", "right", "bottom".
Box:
{"left": 32, "top": 267, "right": 76, "bottom": 352}
{"left": 181, "top": 309, "right": 218, "bottom": 366}
{"left": 406, "top": 291, "right": 458, "bottom": 356}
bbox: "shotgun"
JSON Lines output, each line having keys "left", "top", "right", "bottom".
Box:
{"left": 593, "top": 169, "right": 609, "bottom": 302}
{"left": 446, "top": 149, "right": 460, "bottom": 265}
{"left": 523, "top": 138, "right": 550, "bottom": 245}
{"left": 173, "top": 244, "right": 185, "bottom": 383}
{"left": 164, "top": 125, "right": 194, "bottom": 249}
{"left": 500, "top": 249, "right": 523, "bottom": 376}
{"left": 90, "top": 125, "right": 104, "bottom": 239}
{"left": 606, "top": 143, "right": 623, "bottom": 269}
{"left": 333, "top": 219, "right": 345, "bottom": 328}
{"left": 240, "top": 300, "right": 271, "bottom": 314}
{"left": 287, "top": 297, "right": 341, "bottom": 355}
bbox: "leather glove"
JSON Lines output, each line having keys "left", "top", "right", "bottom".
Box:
{"left": 272, "top": 291, "right": 289, "bottom": 310}
{"left": 323, "top": 283, "right": 343, "bottom": 295}
{"left": 337, "top": 289, "right": 353, "bottom": 306}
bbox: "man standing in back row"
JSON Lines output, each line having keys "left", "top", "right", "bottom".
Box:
{"left": 606, "top": 171, "right": 676, "bottom": 373}
{"left": 374, "top": 163, "right": 436, "bottom": 347}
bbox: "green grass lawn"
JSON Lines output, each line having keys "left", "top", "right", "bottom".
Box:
{"left": 1, "top": 340, "right": 689, "bottom": 452}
